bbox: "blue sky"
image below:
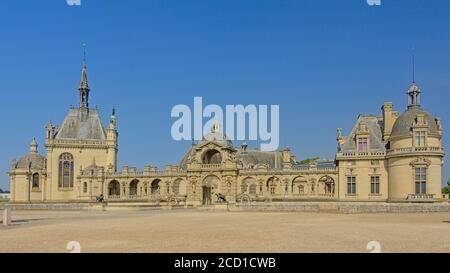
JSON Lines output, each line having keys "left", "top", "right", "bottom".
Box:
{"left": 0, "top": 0, "right": 449, "bottom": 190}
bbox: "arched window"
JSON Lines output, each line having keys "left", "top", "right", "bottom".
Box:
{"left": 151, "top": 179, "right": 161, "bottom": 195}
{"left": 83, "top": 182, "right": 88, "bottom": 193}
{"left": 108, "top": 180, "right": 121, "bottom": 196}
{"left": 202, "top": 149, "right": 222, "bottom": 164}
{"left": 172, "top": 179, "right": 183, "bottom": 195}
{"left": 59, "top": 153, "right": 74, "bottom": 188}
{"left": 267, "top": 177, "right": 278, "bottom": 195}
{"left": 129, "top": 180, "right": 139, "bottom": 196}
{"left": 241, "top": 177, "right": 256, "bottom": 194}
{"left": 32, "top": 173, "right": 40, "bottom": 188}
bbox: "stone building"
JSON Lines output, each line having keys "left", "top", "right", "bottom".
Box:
{"left": 7, "top": 60, "right": 445, "bottom": 205}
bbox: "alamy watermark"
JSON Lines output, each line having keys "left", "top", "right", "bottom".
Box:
{"left": 171, "top": 97, "right": 280, "bottom": 151}
{"left": 367, "top": 0, "right": 381, "bottom": 6}
{"left": 66, "top": 0, "right": 81, "bottom": 5}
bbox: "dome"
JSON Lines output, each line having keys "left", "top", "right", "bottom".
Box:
{"left": 16, "top": 153, "right": 46, "bottom": 169}
{"left": 390, "top": 106, "right": 438, "bottom": 138}
{"left": 14, "top": 139, "right": 46, "bottom": 170}
{"left": 202, "top": 132, "right": 233, "bottom": 147}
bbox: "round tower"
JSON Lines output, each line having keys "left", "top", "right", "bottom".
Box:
{"left": 387, "top": 83, "right": 445, "bottom": 202}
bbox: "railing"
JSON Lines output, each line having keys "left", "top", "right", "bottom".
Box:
{"left": 201, "top": 164, "right": 222, "bottom": 170}
{"left": 336, "top": 151, "right": 386, "bottom": 158}
{"left": 106, "top": 194, "right": 186, "bottom": 203}
{"left": 48, "top": 139, "right": 108, "bottom": 146}
{"left": 407, "top": 194, "right": 436, "bottom": 201}
{"left": 292, "top": 165, "right": 337, "bottom": 171}
{"left": 387, "top": 147, "right": 444, "bottom": 156}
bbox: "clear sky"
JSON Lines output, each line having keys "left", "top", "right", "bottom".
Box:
{"left": 0, "top": 0, "right": 449, "bottom": 190}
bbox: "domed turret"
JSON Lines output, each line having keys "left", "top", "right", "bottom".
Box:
{"left": 15, "top": 138, "right": 46, "bottom": 170}
{"left": 387, "top": 82, "right": 444, "bottom": 202}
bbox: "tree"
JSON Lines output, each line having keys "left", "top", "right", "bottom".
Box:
{"left": 298, "top": 157, "right": 320, "bottom": 165}
{"left": 443, "top": 179, "right": 450, "bottom": 195}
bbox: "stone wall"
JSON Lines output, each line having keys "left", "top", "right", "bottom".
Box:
{"left": 1, "top": 203, "right": 93, "bottom": 211}
{"left": 3, "top": 201, "right": 450, "bottom": 214}
{"left": 234, "top": 202, "right": 450, "bottom": 214}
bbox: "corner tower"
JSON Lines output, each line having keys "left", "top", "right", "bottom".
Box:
{"left": 386, "top": 82, "right": 445, "bottom": 202}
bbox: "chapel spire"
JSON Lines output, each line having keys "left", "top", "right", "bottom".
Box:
{"left": 78, "top": 44, "right": 90, "bottom": 108}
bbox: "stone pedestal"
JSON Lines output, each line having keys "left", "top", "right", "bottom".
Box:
{"left": 3, "top": 208, "right": 11, "bottom": 226}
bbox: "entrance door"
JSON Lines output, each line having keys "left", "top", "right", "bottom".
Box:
{"left": 202, "top": 186, "right": 212, "bottom": 205}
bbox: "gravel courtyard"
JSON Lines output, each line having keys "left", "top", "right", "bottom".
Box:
{"left": 1, "top": 209, "right": 450, "bottom": 253}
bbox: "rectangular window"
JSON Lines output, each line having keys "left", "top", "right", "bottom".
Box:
{"left": 358, "top": 137, "right": 368, "bottom": 152}
{"left": 415, "top": 167, "right": 427, "bottom": 194}
{"left": 370, "top": 176, "right": 380, "bottom": 194}
{"left": 414, "top": 131, "right": 426, "bottom": 147}
{"left": 347, "top": 177, "right": 356, "bottom": 195}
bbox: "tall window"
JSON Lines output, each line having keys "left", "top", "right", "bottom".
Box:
{"left": 347, "top": 177, "right": 356, "bottom": 195}
{"left": 414, "top": 131, "right": 426, "bottom": 147}
{"left": 83, "top": 182, "right": 88, "bottom": 193}
{"left": 32, "top": 173, "right": 40, "bottom": 189}
{"left": 357, "top": 137, "right": 368, "bottom": 152}
{"left": 415, "top": 167, "right": 427, "bottom": 195}
{"left": 59, "top": 153, "right": 74, "bottom": 188}
{"left": 370, "top": 176, "right": 380, "bottom": 194}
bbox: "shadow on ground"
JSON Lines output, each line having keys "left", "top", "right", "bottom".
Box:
{"left": 0, "top": 219, "right": 45, "bottom": 226}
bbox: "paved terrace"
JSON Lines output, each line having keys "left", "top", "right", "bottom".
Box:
{"left": 1, "top": 210, "right": 450, "bottom": 253}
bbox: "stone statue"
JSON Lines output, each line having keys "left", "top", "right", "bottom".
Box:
{"left": 216, "top": 193, "right": 227, "bottom": 203}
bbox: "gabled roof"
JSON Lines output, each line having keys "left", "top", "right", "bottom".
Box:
{"left": 55, "top": 108, "right": 106, "bottom": 140}
{"left": 340, "top": 115, "right": 386, "bottom": 153}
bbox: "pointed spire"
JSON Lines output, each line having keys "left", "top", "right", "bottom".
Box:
{"left": 78, "top": 44, "right": 90, "bottom": 108}
{"left": 30, "top": 138, "right": 38, "bottom": 154}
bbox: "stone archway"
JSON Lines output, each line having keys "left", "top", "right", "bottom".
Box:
{"left": 129, "top": 179, "right": 139, "bottom": 197}
{"left": 202, "top": 175, "right": 220, "bottom": 205}
{"left": 108, "top": 180, "right": 120, "bottom": 197}
{"left": 319, "top": 176, "right": 336, "bottom": 196}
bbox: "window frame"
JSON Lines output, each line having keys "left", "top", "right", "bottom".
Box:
{"left": 32, "top": 173, "right": 40, "bottom": 189}
{"left": 347, "top": 176, "right": 357, "bottom": 195}
{"left": 59, "top": 153, "right": 74, "bottom": 189}
{"left": 370, "top": 176, "right": 380, "bottom": 195}
{"left": 357, "top": 137, "right": 369, "bottom": 153}
{"left": 413, "top": 130, "right": 427, "bottom": 148}
{"left": 414, "top": 167, "right": 427, "bottom": 195}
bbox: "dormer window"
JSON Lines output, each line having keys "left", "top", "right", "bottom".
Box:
{"left": 414, "top": 131, "right": 426, "bottom": 147}
{"left": 357, "top": 137, "right": 368, "bottom": 153}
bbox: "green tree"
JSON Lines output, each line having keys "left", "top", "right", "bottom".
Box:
{"left": 298, "top": 157, "right": 320, "bottom": 165}
{"left": 443, "top": 178, "right": 450, "bottom": 195}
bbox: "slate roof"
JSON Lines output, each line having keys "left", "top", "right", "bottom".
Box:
{"left": 340, "top": 115, "right": 386, "bottom": 153}
{"left": 391, "top": 106, "right": 438, "bottom": 138}
{"left": 55, "top": 108, "right": 106, "bottom": 140}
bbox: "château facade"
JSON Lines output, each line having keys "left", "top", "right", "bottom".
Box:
{"left": 7, "top": 60, "right": 445, "bottom": 205}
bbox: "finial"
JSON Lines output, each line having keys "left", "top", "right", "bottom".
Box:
{"left": 412, "top": 52, "right": 415, "bottom": 83}
{"left": 83, "top": 43, "right": 87, "bottom": 64}
{"left": 212, "top": 120, "right": 221, "bottom": 133}
{"left": 112, "top": 106, "right": 116, "bottom": 116}
{"left": 30, "top": 138, "right": 38, "bottom": 154}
